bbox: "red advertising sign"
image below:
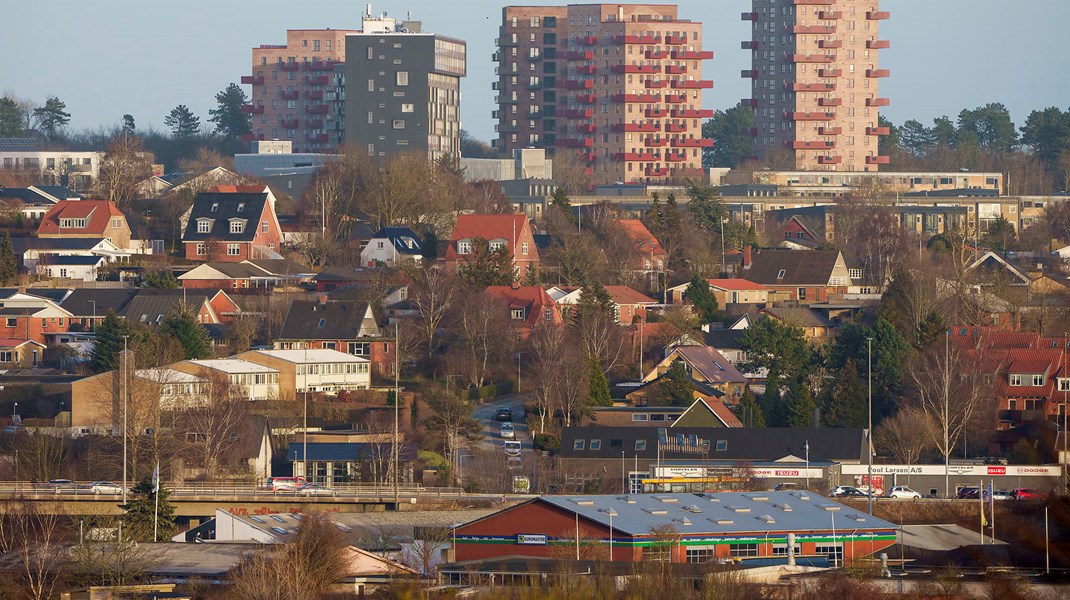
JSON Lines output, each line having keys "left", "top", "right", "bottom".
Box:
{"left": 987, "top": 466, "right": 1007, "bottom": 475}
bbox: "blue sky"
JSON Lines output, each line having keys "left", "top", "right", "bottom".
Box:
{"left": 3, "top": 0, "right": 1068, "bottom": 143}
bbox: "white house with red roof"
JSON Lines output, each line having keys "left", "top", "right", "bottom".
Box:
{"left": 37, "top": 199, "right": 132, "bottom": 249}
{"left": 445, "top": 214, "right": 538, "bottom": 278}
{"left": 546, "top": 285, "right": 657, "bottom": 325}
{"left": 667, "top": 278, "right": 770, "bottom": 306}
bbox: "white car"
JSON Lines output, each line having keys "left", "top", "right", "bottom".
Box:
{"left": 90, "top": 481, "right": 124, "bottom": 495}
{"left": 886, "top": 486, "right": 921, "bottom": 499}
{"left": 499, "top": 422, "right": 515, "bottom": 439}
{"left": 297, "top": 484, "right": 336, "bottom": 497}
{"left": 503, "top": 440, "right": 522, "bottom": 456}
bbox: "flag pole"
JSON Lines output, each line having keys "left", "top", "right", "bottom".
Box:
{"left": 153, "top": 461, "right": 160, "bottom": 542}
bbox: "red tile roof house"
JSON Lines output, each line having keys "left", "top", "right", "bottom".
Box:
{"left": 37, "top": 199, "right": 132, "bottom": 249}
{"left": 484, "top": 285, "right": 564, "bottom": 341}
{"left": 546, "top": 285, "right": 657, "bottom": 325}
{"left": 667, "top": 278, "right": 770, "bottom": 306}
{"left": 182, "top": 186, "right": 283, "bottom": 262}
{"left": 615, "top": 218, "right": 666, "bottom": 295}
{"left": 444, "top": 214, "right": 539, "bottom": 281}
{"left": 739, "top": 246, "right": 854, "bottom": 305}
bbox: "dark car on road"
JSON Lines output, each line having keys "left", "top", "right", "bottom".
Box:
{"left": 1012, "top": 488, "right": 1041, "bottom": 500}
{"left": 495, "top": 408, "right": 513, "bottom": 422}
{"left": 829, "top": 486, "right": 869, "bottom": 498}
{"left": 956, "top": 486, "right": 980, "bottom": 499}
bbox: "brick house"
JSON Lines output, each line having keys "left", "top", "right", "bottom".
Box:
{"left": 444, "top": 214, "right": 539, "bottom": 280}
{"left": 546, "top": 285, "right": 657, "bottom": 325}
{"left": 119, "top": 289, "right": 242, "bottom": 326}
{"left": 484, "top": 285, "right": 563, "bottom": 340}
{"left": 182, "top": 186, "right": 283, "bottom": 262}
{"left": 0, "top": 339, "right": 46, "bottom": 368}
{"left": 37, "top": 199, "right": 132, "bottom": 249}
{"left": 0, "top": 291, "right": 74, "bottom": 346}
{"left": 273, "top": 297, "right": 396, "bottom": 380}
{"left": 740, "top": 247, "right": 855, "bottom": 304}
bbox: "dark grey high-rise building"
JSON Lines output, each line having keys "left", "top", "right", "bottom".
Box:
{"left": 344, "top": 13, "right": 466, "bottom": 163}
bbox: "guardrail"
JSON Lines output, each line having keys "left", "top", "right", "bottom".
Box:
{"left": 0, "top": 482, "right": 466, "bottom": 500}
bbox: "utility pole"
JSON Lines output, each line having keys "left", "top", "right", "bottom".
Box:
{"left": 867, "top": 337, "right": 873, "bottom": 515}
{"left": 394, "top": 321, "right": 400, "bottom": 509}
{"left": 122, "top": 335, "right": 129, "bottom": 507}
{"left": 303, "top": 345, "right": 308, "bottom": 482}
{"left": 944, "top": 332, "right": 950, "bottom": 498}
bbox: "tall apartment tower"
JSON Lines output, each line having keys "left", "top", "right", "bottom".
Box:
{"left": 243, "top": 29, "right": 358, "bottom": 152}
{"left": 742, "top": 0, "right": 890, "bottom": 171}
{"left": 495, "top": 5, "right": 713, "bottom": 185}
{"left": 344, "top": 13, "right": 467, "bottom": 163}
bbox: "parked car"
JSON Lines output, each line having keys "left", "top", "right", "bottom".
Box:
{"left": 297, "top": 484, "right": 336, "bottom": 497}
{"left": 90, "top": 481, "right": 123, "bottom": 495}
{"left": 956, "top": 486, "right": 980, "bottom": 499}
{"left": 45, "top": 479, "right": 77, "bottom": 492}
{"left": 268, "top": 477, "right": 307, "bottom": 491}
{"left": 1011, "top": 488, "right": 1041, "bottom": 500}
{"left": 495, "top": 408, "right": 513, "bottom": 422}
{"left": 829, "top": 486, "right": 868, "bottom": 498}
{"left": 991, "top": 490, "right": 1014, "bottom": 501}
{"left": 499, "top": 422, "right": 515, "bottom": 439}
{"left": 886, "top": 486, "right": 922, "bottom": 499}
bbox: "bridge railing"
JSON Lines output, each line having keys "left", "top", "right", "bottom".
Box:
{"left": 0, "top": 481, "right": 466, "bottom": 499}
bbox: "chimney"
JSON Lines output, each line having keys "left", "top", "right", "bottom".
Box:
{"left": 742, "top": 245, "right": 752, "bottom": 269}
{"left": 318, "top": 294, "right": 328, "bottom": 305}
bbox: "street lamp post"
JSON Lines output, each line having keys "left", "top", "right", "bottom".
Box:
{"left": 867, "top": 337, "right": 873, "bottom": 515}
{"left": 89, "top": 300, "right": 96, "bottom": 332}
{"left": 122, "top": 335, "right": 129, "bottom": 506}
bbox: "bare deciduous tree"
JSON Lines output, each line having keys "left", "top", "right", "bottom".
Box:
{"left": 181, "top": 368, "right": 250, "bottom": 479}
{"left": 96, "top": 134, "right": 153, "bottom": 208}
{"left": 875, "top": 404, "right": 938, "bottom": 464}
{"left": 229, "top": 514, "right": 351, "bottom": 600}
{"left": 0, "top": 500, "right": 67, "bottom": 600}
{"left": 410, "top": 267, "right": 456, "bottom": 357}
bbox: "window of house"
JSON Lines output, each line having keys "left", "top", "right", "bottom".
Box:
{"left": 777, "top": 269, "right": 786, "bottom": 279}
{"left": 59, "top": 218, "right": 87, "bottom": 228}
{"left": 521, "top": 242, "right": 529, "bottom": 255}
{"left": 1010, "top": 374, "right": 1022, "bottom": 386}
{"left": 348, "top": 342, "right": 370, "bottom": 356}
{"left": 489, "top": 240, "right": 506, "bottom": 251}
{"left": 632, "top": 414, "right": 649, "bottom": 422}
{"left": 715, "top": 440, "right": 728, "bottom": 452}
{"left": 798, "top": 288, "right": 807, "bottom": 300}
{"left": 815, "top": 544, "right": 843, "bottom": 564}
{"left": 1059, "top": 378, "right": 1070, "bottom": 392}
{"left": 227, "top": 244, "right": 240, "bottom": 256}
{"left": 5, "top": 318, "right": 16, "bottom": 328}
{"left": 772, "top": 543, "right": 802, "bottom": 557}
{"left": 261, "top": 221, "right": 268, "bottom": 233}
{"left": 642, "top": 546, "right": 671, "bottom": 562}
{"left": 211, "top": 203, "right": 219, "bottom": 212}
{"left": 544, "top": 308, "right": 553, "bottom": 321}
{"left": 392, "top": 119, "right": 405, "bottom": 129}
{"left": 1032, "top": 374, "right": 1044, "bottom": 386}
{"left": 110, "top": 218, "right": 122, "bottom": 228}
{"left": 729, "top": 543, "right": 759, "bottom": 557}
{"left": 197, "top": 220, "right": 211, "bottom": 233}
{"left": 511, "top": 309, "right": 525, "bottom": 320}
{"left": 401, "top": 103, "right": 414, "bottom": 113}
{"left": 396, "top": 71, "right": 409, "bottom": 86}
{"left": 686, "top": 547, "right": 716, "bottom": 564}
{"left": 573, "top": 439, "right": 585, "bottom": 451}
{"left": 635, "top": 439, "right": 647, "bottom": 451}
{"left": 230, "top": 220, "right": 244, "bottom": 234}
{"left": 196, "top": 243, "right": 207, "bottom": 256}
{"left": 589, "top": 439, "right": 601, "bottom": 451}
{"left": 0, "top": 351, "right": 12, "bottom": 363}
{"left": 457, "top": 240, "right": 472, "bottom": 254}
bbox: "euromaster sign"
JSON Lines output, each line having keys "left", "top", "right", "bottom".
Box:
{"left": 840, "top": 465, "right": 1061, "bottom": 477}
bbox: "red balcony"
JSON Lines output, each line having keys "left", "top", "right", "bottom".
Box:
{"left": 576, "top": 93, "right": 597, "bottom": 104}
{"left": 866, "top": 126, "right": 891, "bottom": 136}
{"left": 665, "top": 123, "right": 687, "bottom": 133}
{"left": 565, "top": 108, "right": 594, "bottom": 119}
{"left": 792, "top": 140, "right": 835, "bottom": 150}
{"left": 794, "top": 0, "right": 834, "bottom": 4}
{"left": 611, "top": 93, "right": 659, "bottom": 103}
{"left": 613, "top": 34, "right": 661, "bottom": 44}
{"left": 818, "top": 39, "right": 842, "bottom": 49}
{"left": 576, "top": 65, "right": 597, "bottom": 75}
{"left": 612, "top": 64, "right": 659, "bottom": 74}
{"left": 645, "top": 79, "right": 669, "bottom": 89}
{"left": 665, "top": 34, "right": 687, "bottom": 45}
{"left": 613, "top": 152, "right": 659, "bottom": 162}
{"left": 304, "top": 90, "right": 324, "bottom": 100}
{"left": 673, "top": 50, "right": 714, "bottom": 60}
{"left": 306, "top": 133, "right": 329, "bottom": 143}
{"left": 280, "top": 62, "right": 299, "bottom": 71}
{"left": 280, "top": 118, "right": 299, "bottom": 129}
{"left": 645, "top": 108, "right": 668, "bottom": 118}
{"left": 818, "top": 68, "right": 842, "bottom": 78}
{"left": 576, "top": 35, "right": 598, "bottom": 45}
{"left": 583, "top": 152, "right": 597, "bottom": 163}
{"left": 792, "top": 82, "right": 835, "bottom": 91}
{"left": 867, "top": 40, "right": 891, "bottom": 49}
{"left": 239, "top": 133, "right": 265, "bottom": 142}
{"left": 866, "top": 69, "right": 890, "bottom": 78}
{"left": 567, "top": 50, "right": 594, "bottom": 61}
{"left": 304, "top": 119, "right": 324, "bottom": 129}
{"left": 866, "top": 97, "right": 891, "bottom": 107}
{"left": 665, "top": 152, "right": 687, "bottom": 162}
{"left": 793, "top": 25, "right": 836, "bottom": 34}
{"left": 280, "top": 90, "right": 299, "bottom": 100}
{"left": 788, "top": 53, "right": 835, "bottom": 63}
{"left": 818, "top": 126, "right": 842, "bottom": 135}
{"left": 819, "top": 10, "right": 842, "bottom": 20}
{"left": 787, "top": 111, "right": 835, "bottom": 121}
{"left": 304, "top": 60, "right": 337, "bottom": 71}
{"left": 612, "top": 123, "right": 661, "bottom": 133}
{"left": 241, "top": 75, "right": 264, "bottom": 86}
{"left": 867, "top": 11, "right": 891, "bottom": 20}
{"left": 671, "top": 109, "right": 714, "bottom": 119}
{"left": 671, "top": 80, "right": 713, "bottom": 89}
{"left": 240, "top": 104, "right": 265, "bottom": 115}
{"left": 866, "top": 155, "right": 891, "bottom": 165}
{"left": 741, "top": 12, "right": 758, "bottom": 21}
{"left": 665, "top": 65, "right": 687, "bottom": 75}
{"left": 818, "top": 155, "right": 843, "bottom": 165}
{"left": 665, "top": 94, "right": 687, "bottom": 104}
{"left": 645, "top": 167, "right": 669, "bottom": 177}
{"left": 671, "top": 138, "right": 714, "bottom": 148}
{"left": 565, "top": 79, "right": 594, "bottom": 90}
{"left": 645, "top": 137, "right": 667, "bottom": 147}
{"left": 818, "top": 97, "right": 842, "bottom": 107}
{"left": 742, "top": 98, "right": 758, "bottom": 107}
{"left": 646, "top": 49, "right": 669, "bottom": 59}
{"left": 305, "top": 75, "right": 329, "bottom": 85}
{"left": 741, "top": 69, "right": 758, "bottom": 78}
{"left": 306, "top": 104, "right": 329, "bottom": 115}
{"left": 577, "top": 123, "right": 597, "bottom": 133}
{"left": 741, "top": 41, "right": 758, "bottom": 50}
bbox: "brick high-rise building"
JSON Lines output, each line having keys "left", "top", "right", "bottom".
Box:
{"left": 494, "top": 4, "right": 713, "bottom": 185}
{"left": 243, "top": 29, "right": 358, "bottom": 153}
{"left": 742, "top": 0, "right": 890, "bottom": 171}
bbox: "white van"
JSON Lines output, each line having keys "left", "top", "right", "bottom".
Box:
{"left": 503, "top": 440, "right": 522, "bottom": 456}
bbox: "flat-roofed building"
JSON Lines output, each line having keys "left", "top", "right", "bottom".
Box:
{"left": 171, "top": 359, "right": 280, "bottom": 402}
{"left": 235, "top": 349, "right": 370, "bottom": 397}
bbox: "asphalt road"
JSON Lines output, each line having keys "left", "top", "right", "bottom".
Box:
{"left": 470, "top": 393, "right": 533, "bottom": 456}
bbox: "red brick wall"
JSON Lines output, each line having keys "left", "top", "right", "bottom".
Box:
{"left": 0, "top": 316, "right": 71, "bottom": 345}
{"left": 455, "top": 501, "right": 611, "bottom": 562}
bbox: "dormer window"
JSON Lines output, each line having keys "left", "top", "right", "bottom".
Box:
{"left": 1010, "top": 374, "right": 1022, "bottom": 386}
{"left": 1032, "top": 374, "right": 1044, "bottom": 386}
{"left": 457, "top": 240, "right": 472, "bottom": 255}
{"left": 511, "top": 308, "right": 525, "bottom": 320}
{"left": 230, "top": 219, "right": 246, "bottom": 234}
{"left": 197, "top": 219, "right": 212, "bottom": 234}
{"left": 59, "top": 218, "right": 87, "bottom": 229}
{"left": 1058, "top": 378, "right": 1069, "bottom": 392}
{"left": 490, "top": 240, "right": 507, "bottom": 252}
